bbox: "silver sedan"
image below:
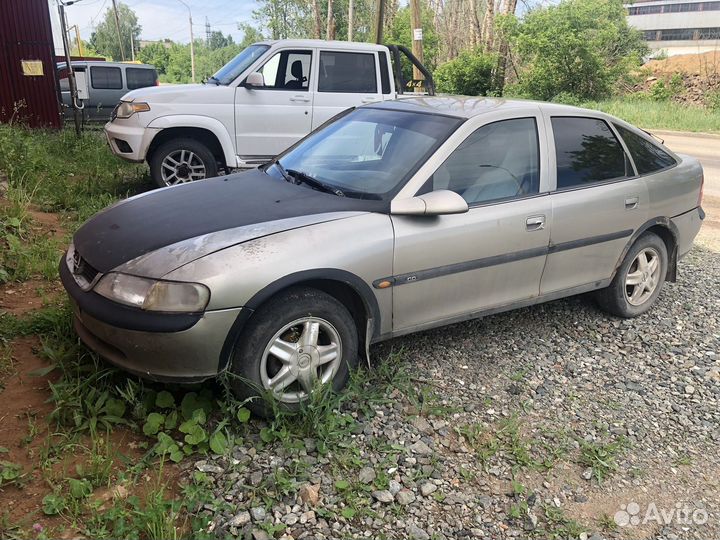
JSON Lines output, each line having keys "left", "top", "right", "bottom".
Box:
{"left": 61, "top": 97, "right": 705, "bottom": 416}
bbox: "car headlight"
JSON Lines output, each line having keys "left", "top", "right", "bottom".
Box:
{"left": 94, "top": 273, "right": 210, "bottom": 313}
{"left": 115, "top": 101, "right": 150, "bottom": 119}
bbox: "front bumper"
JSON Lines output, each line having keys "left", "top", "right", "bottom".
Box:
{"left": 104, "top": 118, "right": 159, "bottom": 163}
{"left": 60, "top": 256, "right": 241, "bottom": 382}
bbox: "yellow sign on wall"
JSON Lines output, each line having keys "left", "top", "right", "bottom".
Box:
{"left": 21, "top": 60, "right": 44, "bottom": 76}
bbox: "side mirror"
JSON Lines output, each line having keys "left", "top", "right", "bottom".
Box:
{"left": 391, "top": 189, "right": 469, "bottom": 216}
{"left": 244, "top": 72, "right": 264, "bottom": 88}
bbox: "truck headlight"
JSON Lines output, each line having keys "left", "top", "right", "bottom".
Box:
{"left": 115, "top": 101, "right": 150, "bottom": 119}
{"left": 94, "top": 273, "right": 210, "bottom": 313}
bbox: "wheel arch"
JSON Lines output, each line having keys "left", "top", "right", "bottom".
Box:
{"left": 613, "top": 217, "right": 679, "bottom": 283}
{"left": 218, "top": 269, "right": 381, "bottom": 373}
{"left": 146, "top": 116, "right": 236, "bottom": 168}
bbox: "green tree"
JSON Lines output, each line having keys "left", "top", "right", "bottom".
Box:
{"left": 499, "top": 0, "right": 647, "bottom": 101}
{"left": 207, "top": 31, "right": 234, "bottom": 50}
{"left": 138, "top": 42, "right": 171, "bottom": 74}
{"left": 434, "top": 49, "right": 497, "bottom": 95}
{"left": 88, "top": 2, "right": 141, "bottom": 61}
{"left": 253, "top": 0, "right": 312, "bottom": 39}
{"left": 237, "top": 24, "right": 264, "bottom": 47}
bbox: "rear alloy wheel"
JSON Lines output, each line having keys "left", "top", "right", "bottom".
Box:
{"left": 149, "top": 138, "right": 218, "bottom": 188}
{"left": 229, "top": 287, "right": 359, "bottom": 417}
{"left": 596, "top": 232, "right": 668, "bottom": 318}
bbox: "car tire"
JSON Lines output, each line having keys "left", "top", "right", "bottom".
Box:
{"left": 229, "top": 287, "right": 360, "bottom": 418}
{"left": 596, "top": 232, "right": 668, "bottom": 318}
{"left": 149, "top": 138, "right": 218, "bottom": 188}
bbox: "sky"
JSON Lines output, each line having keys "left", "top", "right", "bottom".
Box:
{"left": 51, "top": 0, "right": 259, "bottom": 54}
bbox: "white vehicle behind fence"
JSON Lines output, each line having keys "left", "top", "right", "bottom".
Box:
{"left": 104, "top": 39, "right": 433, "bottom": 187}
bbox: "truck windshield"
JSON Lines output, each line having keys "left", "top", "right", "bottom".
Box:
{"left": 270, "top": 108, "right": 462, "bottom": 201}
{"left": 211, "top": 44, "right": 269, "bottom": 85}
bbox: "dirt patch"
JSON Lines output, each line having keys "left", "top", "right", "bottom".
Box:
{"left": 0, "top": 279, "right": 63, "bottom": 316}
{"left": 645, "top": 51, "right": 720, "bottom": 77}
{"left": 697, "top": 194, "right": 720, "bottom": 252}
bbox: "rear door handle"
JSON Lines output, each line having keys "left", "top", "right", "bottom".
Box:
{"left": 526, "top": 215, "right": 545, "bottom": 231}
{"left": 625, "top": 196, "right": 639, "bottom": 209}
{"left": 290, "top": 95, "right": 310, "bottom": 103}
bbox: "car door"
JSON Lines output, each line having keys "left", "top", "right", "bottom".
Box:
{"left": 88, "top": 65, "right": 124, "bottom": 121}
{"left": 234, "top": 48, "right": 315, "bottom": 158}
{"left": 539, "top": 113, "right": 649, "bottom": 295}
{"left": 390, "top": 112, "right": 552, "bottom": 333}
{"left": 311, "top": 49, "right": 383, "bottom": 129}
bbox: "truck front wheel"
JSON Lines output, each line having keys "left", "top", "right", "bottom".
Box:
{"left": 149, "top": 138, "right": 218, "bottom": 188}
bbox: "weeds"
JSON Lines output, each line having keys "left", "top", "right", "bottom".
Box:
{"left": 583, "top": 98, "right": 720, "bottom": 132}
{"left": 578, "top": 437, "right": 627, "bottom": 483}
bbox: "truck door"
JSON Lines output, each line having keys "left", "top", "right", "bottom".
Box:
{"left": 234, "top": 48, "right": 315, "bottom": 159}
{"left": 311, "top": 50, "right": 383, "bottom": 129}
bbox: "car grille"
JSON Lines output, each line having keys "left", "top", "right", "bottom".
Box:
{"left": 68, "top": 246, "right": 101, "bottom": 291}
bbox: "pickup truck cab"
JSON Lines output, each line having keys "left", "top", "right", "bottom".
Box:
{"left": 105, "top": 40, "right": 428, "bottom": 187}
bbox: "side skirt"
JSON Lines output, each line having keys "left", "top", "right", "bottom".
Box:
{"left": 372, "top": 278, "right": 612, "bottom": 343}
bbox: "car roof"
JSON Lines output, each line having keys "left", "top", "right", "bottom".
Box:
{"left": 256, "top": 39, "right": 387, "bottom": 51}
{"left": 56, "top": 61, "right": 155, "bottom": 69}
{"left": 367, "top": 96, "right": 606, "bottom": 120}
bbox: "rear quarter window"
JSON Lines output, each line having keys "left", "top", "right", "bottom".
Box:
{"left": 614, "top": 124, "right": 676, "bottom": 174}
{"left": 126, "top": 67, "right": 157, "bottom": 90}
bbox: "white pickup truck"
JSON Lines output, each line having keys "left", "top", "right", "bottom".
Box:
{"left": 104, "top": 39, "right": 433, "bottom": 187}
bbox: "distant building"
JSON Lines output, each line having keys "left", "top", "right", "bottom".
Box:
{"left": 626, "top": 0, "right": 720, "bottom": 56}
{"left": 138, "top": 40, "right": 173, "bottom": 50}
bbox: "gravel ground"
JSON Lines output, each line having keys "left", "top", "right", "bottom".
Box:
{"left": 189, "top": 246, "right": 720, "bottom": 540}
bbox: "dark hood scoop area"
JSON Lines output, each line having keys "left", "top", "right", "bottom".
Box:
{"left": 74, "top": 169, "right": 389, "bottom": 273}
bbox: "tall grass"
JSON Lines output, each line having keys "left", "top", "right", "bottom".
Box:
{"left": 583, "top": 99, "right": 720, "bottom": 133}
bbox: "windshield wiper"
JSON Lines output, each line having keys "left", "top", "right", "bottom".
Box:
{"left": 286, "top": 168, "right": 345, "bottom": 197}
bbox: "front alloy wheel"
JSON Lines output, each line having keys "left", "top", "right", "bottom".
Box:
{"left": 230, "top": 287, "right": 359, "bottom": 417}
{"left": 161, "top": 149, "right": 206, "bottom": 185}
{"left": 260, "top": 317, "right": 343, "bottom": 403}
{"left": 149, "top": 137, "right": 218, "bottom": 188}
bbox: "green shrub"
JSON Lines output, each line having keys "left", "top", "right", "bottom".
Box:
{"left": 499, "top": 0, "right": 647, "bottom": 101}
{"left": 649, "top": 80, "right": 670, "bottom": 101}
{"left": 434, "top": 49, "right": 497, "bottom": 96}
{"left": 706, "top": 91, "right": 720, "bottom": 111}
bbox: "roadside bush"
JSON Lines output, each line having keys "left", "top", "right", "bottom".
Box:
{"left": 707, "top": 90, "right": 720, "bottom": 111}
{"left": 649, "top": 80, "right": 671, "bottom": 101}
{"left": 499, "top": 0, "right": 648, "bottom": 101}
{"left": 434, "top": 49, "right": 497, "bottom": 96}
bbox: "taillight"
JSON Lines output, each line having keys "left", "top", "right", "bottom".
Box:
{"left": 699, "top": 171, "right": 704, "bottom": 207}
{"left": 155, "top": 79, "right": 160, "bottom": 86}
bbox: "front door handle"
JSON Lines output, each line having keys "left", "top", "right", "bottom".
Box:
{"left": 290, "top": 95, "right": 310, "bottom": 103}
{"left": 526, "top": 215, "right": 545, "bottom": 231}
{"left": 625, "top": 196, "right": 639, "bottom": 209}
{"left": 361, "top": 96, "right": 378, "bottom": 103}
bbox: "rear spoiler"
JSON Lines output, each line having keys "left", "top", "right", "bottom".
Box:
{"left": 386, "top": 44, "right": 436, "bottom": 96}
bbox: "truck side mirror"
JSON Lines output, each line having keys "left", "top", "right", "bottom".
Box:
{"left": 244, "top": 72, "right": 264, "bottom": 88}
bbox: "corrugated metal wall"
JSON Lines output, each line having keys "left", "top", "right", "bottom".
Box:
{"left": 0, "top": 0, "right": 62, "bottom": 128}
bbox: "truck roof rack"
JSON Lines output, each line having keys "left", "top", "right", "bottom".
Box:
{"left": 386, "top": 44, "right": 436, "bottom": 96}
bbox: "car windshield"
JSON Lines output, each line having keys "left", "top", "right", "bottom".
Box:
{"left": 211, "top": 44, "right": 269, "bottom": 85}
{"left": 270, "top": 108, "right": 462, "bottom": 200}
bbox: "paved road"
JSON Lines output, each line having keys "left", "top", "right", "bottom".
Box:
{"left": 653, "top": 130, "right": 720, "bottom": 250}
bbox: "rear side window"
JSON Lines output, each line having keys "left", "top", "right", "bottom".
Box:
{"left": 126, "top": 67, "right": 157, "bottom": 90}
{"left": 552, "top": 117, "right": 630, "bottom": 189}
{"left": 614, "top": 124, "right": 676, "bottom": 174}
{"left": 91, "top": 66, "right": 122, "bottom": 89}
{"left": 318, "top": 51, "right": 377, "bottom": 93}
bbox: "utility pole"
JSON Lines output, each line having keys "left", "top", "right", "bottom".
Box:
{"left": 348, "top": 0, "right": 354, "bottom": 41}
{"left": 111, "top": 0, "right": 125, "bottom": 61}
{"left": 58, "top": 2, "right": 82, "bottom": 135}
{"left": 175, "top": 0, "right": 195, "bottom": 83}
{"left": 130, "top": 32, "right": 135, "bottom": 61}
{"left": 373, "top": 0, "right": 385, "bottom": 44}
{"left": 409, "top": 0, "right": 425, "bottom": 89}
{"left": 205, "top": 16, "right": 211, "bottom": 43}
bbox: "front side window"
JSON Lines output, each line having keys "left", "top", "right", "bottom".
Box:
{"left": 257, "top": 50, "right": 312, "bottom": 90}
{"left": 318, "top": 51, "right": 377, "bottom": 93}
{"left": 431, "top": 118, "right": 540, "bottom": 205}
{"left": 615, "top": 125, "right": 676, "bottom": 174}
{"left": 269, "top": 108, "right": 462, "bottom": 200}
{"left": 91, "top": 66, "right": 122, "bottom": 89}
{"left": 552, "top": 117, "right": 630, "bottom": 189}
{"left": 126, "top": 67, "right": 157, "bottom": 90}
